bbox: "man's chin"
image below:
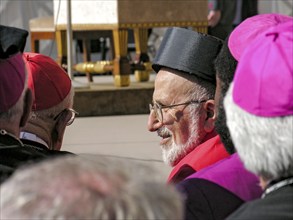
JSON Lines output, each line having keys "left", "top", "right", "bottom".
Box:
{"left": 163, "top": 157, "right": 177, "bottom": 167}
{"left": 162, "top": 148, "right": 183, "bottom": 167}
{"left": 161, "top": 139, "right": 198, "bottom": 167}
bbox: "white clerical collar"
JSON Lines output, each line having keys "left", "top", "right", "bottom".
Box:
{"left": 262, "top": 177, "right": 293, "bottom": 198}
{"left": 20, "top": 131, "right": 49, "bottom": 149}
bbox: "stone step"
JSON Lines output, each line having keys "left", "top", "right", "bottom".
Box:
{"left": 72, "top": 74, "right": 155, "bottom": 117}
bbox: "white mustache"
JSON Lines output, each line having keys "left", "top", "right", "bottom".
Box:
{"left": 157, "top": 127, "right": 172, "bottom": 137}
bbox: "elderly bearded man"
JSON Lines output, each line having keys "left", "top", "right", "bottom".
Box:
{"left": 148, "top": 27, "right": 229, "bottom": 184}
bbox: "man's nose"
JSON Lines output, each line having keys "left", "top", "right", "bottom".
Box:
{"left": 147, "top": 111, "right": 162, "bottom": 132}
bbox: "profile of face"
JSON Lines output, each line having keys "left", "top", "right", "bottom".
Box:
{"left": 147, "top": 69, "right": 211, "bottom": 167}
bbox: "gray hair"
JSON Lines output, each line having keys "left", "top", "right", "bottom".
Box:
{"left": 1, "top": 155, "right": 183, "bottom": 220}
{"left": 162, "top": 67, "right": 215, "bottom": 105}
{"left": 187, "top": 75, "right": 215, "bottom": 130}
{"left": 26, "top": 87, "right": 74, "bottom": 133}
{"left": 186, "top": 75, "right": 215, "bottom": 103}
{"left": 224, "top": 84, "right": 293, "bottom": 181}
{"left": 30, "top": 86, "right": 74, "bottom": 121}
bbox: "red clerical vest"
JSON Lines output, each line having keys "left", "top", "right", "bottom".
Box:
{"left": 168, "top": 135, "right": 230, "bottom": 184}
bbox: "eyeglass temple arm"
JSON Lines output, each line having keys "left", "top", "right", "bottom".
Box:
{"left": 160, "top": 100, "right": 208, "bottom": 109}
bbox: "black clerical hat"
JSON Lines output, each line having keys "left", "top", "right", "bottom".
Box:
{"left": 0, "top": 25, "right": 28, "bottom": 58}
{"left": 152, "top": 27, "right": 223, "bottom": 82}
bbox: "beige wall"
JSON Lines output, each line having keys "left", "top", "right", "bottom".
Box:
{"left": 0, "top": 0, "right": 54, "bottom": 53}
{"left": 258, "top": 0, "right": 293, "bottom": 16}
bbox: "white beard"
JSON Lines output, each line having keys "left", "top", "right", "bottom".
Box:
{"left": 160, "top": 112, "right": 201, "bottom": 167}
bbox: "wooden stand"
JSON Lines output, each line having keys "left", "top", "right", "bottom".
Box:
{"left": 29, "top": 16, "right": 55, "bottom": 53}
{"left": 54, "top": 0, "right": 208, "bottom": 87}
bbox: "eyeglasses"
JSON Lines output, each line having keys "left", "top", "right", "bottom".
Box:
{"left": 53, "top": 108, "right": 79, "bottom": 126}
{"left": 149, "top": 100, "right": 207, "bottom": 123}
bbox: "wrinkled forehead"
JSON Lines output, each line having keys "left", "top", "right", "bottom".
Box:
{"left": 153, "top": 68, "right": 195, "bottom": 102}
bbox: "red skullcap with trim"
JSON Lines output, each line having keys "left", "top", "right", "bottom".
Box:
{"left": 23, "top": 52, "right": 72, "bottom": 111}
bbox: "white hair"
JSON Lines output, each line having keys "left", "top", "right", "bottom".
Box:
{"left": 30, "top": 86, "right": 74, "bottom": 121}
{"left": 186, "top": 74, "right": 215, "bottom": 102}
{"left": 25, "top": 87, "right": 74, "bottom": 135}
{"left": 161, "top": 107, "right": 202, "bottom": 167}
{"left": 0, "top": 155, "right": 183, "bottom": 220}
{"left": 224, "top": 84, "right": 293, "bottom": 181}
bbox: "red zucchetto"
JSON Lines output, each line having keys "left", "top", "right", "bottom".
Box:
{"left": 23, "top": 52, "right": 72, "bottom": 111}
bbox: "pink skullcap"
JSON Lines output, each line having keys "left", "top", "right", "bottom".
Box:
{"left": 229, "top": 13, "right": 292, "bottom": 61}
{"left": 232, "top": 21, "right": 293, "bottom": 117}
{"left": 23, "top": 52, "right": 72, "bottom": 111}
{"left": 0, "top": 53, "right": 26, "bottom": 113}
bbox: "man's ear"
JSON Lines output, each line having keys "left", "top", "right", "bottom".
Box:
{"left": 51, "top": 111, "right": 68, "bottom": 150}
{"left": 203, "top": 100, "right": 215, "bottom": 133}
{"left": 20, "top": 89, "right": 33, "bottom": 128}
